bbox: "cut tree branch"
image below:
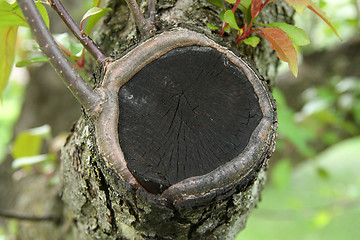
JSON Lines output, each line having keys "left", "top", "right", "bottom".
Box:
{"left": 16, "top": 0, "right": 101, "bottom": 113}
{"left": 48, "top": 0, "right": 107, "bottom": 63}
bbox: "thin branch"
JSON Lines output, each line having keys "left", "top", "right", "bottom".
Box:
{"left": 16, "top": 0, "right": 101, "bottom": 113}
{"left": 148, "top": 0, "right": 156, "bottom": 21}
{"left": 125, "top": 0, "right": 156, "bottom": 38}
{"left": 48, "top": 0, "right": 107, "bottom": 63}
{"left": 0, "top": 209, "right": 56, "bottom": 222}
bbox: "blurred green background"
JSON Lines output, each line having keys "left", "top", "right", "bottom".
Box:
{"left": 237, "top": 0, "right": 360, "bottom": 239}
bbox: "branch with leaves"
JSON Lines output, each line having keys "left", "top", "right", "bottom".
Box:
{"left": 15, "top": 0, "right": 101, "bottom": 112}
{"left": 0, "top": 0, "right": 112, "bottom": 102}
{"left": 208, "top": 0, "right": 341, "bottom": 77}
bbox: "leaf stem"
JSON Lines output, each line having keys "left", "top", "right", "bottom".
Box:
{"left": 48, "top": 0, "right": 107, "bottom": 63}
{"left": 220, "top": 0, "right": 241, "bottom": 36}
{"left": 16, "top": 0, "right": 101, "bottom": 113}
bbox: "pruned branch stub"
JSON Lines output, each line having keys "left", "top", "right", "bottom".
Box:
{"left": 96, "top": 28, "right": 277, "bottom": 207}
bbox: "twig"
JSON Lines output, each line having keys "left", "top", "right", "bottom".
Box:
{"left": 125, "top": 0, "right": 156, "bottom": 38}
{"left": 16, "top": 0, "right": 101, "bottom": 113}
{"left": 48, "top": 0, "right": 107, "bottom": 63}
{"left": 0, "top": 209, "right": 56, "bottom": 222}
{"left": 148, "top": 0, "right": 156, "bottom": 21}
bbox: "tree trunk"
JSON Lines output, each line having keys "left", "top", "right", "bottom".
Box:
{"left": 20, "top": 0, "right": 294, "bottom": 239}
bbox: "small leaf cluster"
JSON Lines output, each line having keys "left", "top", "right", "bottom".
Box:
{"left": 0, "top": 0, "right": 109, "bottom": 100}
{"left": 207, "top": 0, "right": 340, "bottom": 77}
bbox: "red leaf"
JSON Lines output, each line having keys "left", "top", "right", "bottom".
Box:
{"left": 251, "top": 0, "right": 263, "bottom": 18}
{"left": 258, "top": 27, "right": 298, "bottom": 77}
{"left": 307, "top": 1, "right": 341, "bottom": 40}
{"left": 285, "top": 0, "right": 341, "bottom": 40}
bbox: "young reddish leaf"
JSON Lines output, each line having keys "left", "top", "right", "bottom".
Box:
{"left": 284, "top": 0, "right": 310, "bottom": 14}
{"left": 307, "top": 1, "right": 341, "bottom": 40}
{"left": 259, "top": 27, "right": 298, "bottom": 77}
{"left": 0, "top": 27, "right": 18, "bottom": 100}
{"left": 251, "top": 0, "right": 263, "bottom": 18}
{"left": 265, "top": 22, "right": 310, "bottom": 46}
{"left": 224, "top": 10, "right": 240, "bottom": 30}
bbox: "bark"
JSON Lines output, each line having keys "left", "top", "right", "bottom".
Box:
{"left": 2, "top": 0, "right": 293, "bottom": 239}
{"left": 59, "top": 0, "right": 292, "bottom": 239}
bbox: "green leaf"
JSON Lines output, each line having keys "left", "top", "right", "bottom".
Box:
{"left": 219, "top": 9, "right": 225, "bottom": 22}
{"left": 35, "top": 2, "right": 50, "bottom": 29}
{"left": 271, "top": 158, "right": 292, "bottom": 190}
{"left": 0, "top": 26, "right": 18, "bottom": 100}
{"left": 224, "top": 0, "right": 236, "bottom": 4}
{"left": 0, "top": 1, "right": 27, "bottom": 27}
{"left": 207, "top": 23, "right": 219, "bottom": 30}
{"left": 11, "top": 125, "right": 51, "bottom": 159}
{"left": 207, "top": 0, "right": 224, "bottom": 8}
{"left": 12, "top": 154, "right": 56, "bottom": 169}
{"left": 265, "top": 22, "right": 310, "bottom": 46}
{"left": 15, "top": 56, "right": 48, "bottom": 67}
{"left": 0, "top": 2, "right": 49, "bottom": 28}
{"left": 81, "top": 7, "right": 111, "bottom": 35}
{"left": 243, "top": 36, "right": 260, "bottom": 47}
{"left": 237, "top": 0, "right": 251, "bottom": 12}
{"left": 224, "top": 10, "right": 240, "bottom": 30}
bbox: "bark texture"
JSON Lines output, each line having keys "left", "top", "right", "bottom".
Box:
{"left": 59, "top": 0, "right": 292, "bottom": 239}
{"left": 61, "top": 116, "right": 270, "bottom": 239}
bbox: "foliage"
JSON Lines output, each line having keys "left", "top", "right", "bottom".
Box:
{"left": 0, "top": 0, "right": 50, "bottom": 100}
{"left": 273, "top": 88, "right": 316, "bottom": 158}
{"left": 207, "top": 0, "right": 340, "bottom": 77}
{"left": 237, "top": 136, "right": 360, "bottom": 240}
{"left": 0, "top": 0, "right": 109, "bottom": 99}
{"left": 0, "top": 79, "right": 25, "bottom": 163}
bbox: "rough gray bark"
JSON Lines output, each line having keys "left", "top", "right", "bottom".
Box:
{"left": 59, "top": 0, "right": 292, "bottom": 239}
{"left": 1, "top": 0, "right": 293, "bottom": 239}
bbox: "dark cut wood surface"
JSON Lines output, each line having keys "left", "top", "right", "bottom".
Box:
{"left": 118, "top": 46, "right": 262, "bottom": 194}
